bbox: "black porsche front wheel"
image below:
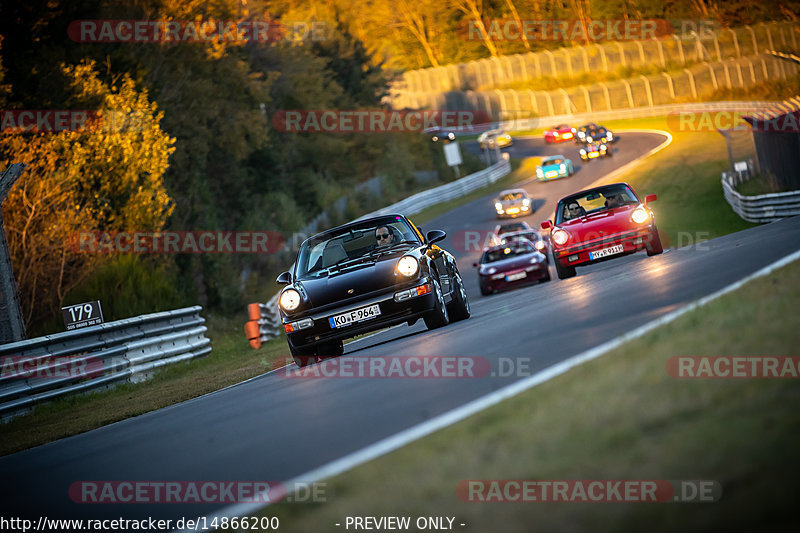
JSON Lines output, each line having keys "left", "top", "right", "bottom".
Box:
{"left": 424, "top": 278, "right": 450, "bottom": 329}
{"left": 447, "top": 270, "right": 471, "bottom": 321}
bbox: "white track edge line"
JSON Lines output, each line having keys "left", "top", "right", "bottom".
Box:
{"left": 185, "top": 244, "right": 800, "bottom": 530}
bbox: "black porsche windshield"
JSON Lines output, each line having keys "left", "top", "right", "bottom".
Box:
{"left": 295, "top": 216, "right": 421, "bottom": 277}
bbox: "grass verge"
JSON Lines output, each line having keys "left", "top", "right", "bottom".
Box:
{"left": 259, "top": 255, "right": 800, "bottom": 533}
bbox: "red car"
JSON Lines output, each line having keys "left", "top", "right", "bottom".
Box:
{"left": 544, "top": 124, "right": 575, "bottom": 143}
{"left": 541, "top": 183, "right": 663, "bottom": 279}
{"left": 498, "top": 229, "right": 550, "bottom": 258}
{"left": 474, "top": 240, "right": 550, "bottom": 295}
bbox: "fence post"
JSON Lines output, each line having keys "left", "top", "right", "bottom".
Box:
{"left": 684, "top": 68, "right": 697, "bottom": 99}
{"left": 0, "top": 163, "right": 28, "bottom": 343}
{"left": 640, "top": 75, "right": 654, "bottom": 107}
{"left": 635, "top": 41, "right": 646, "bottom": 64}
{"left": 713, "top": 34, "right": 722, "bottom": 61}
{"left": 527, "top": 89, "right": 538, "bottom": 115}
{"left": 581, "top": 85, "right": 592, "bottom": 113}
{"left": 616, "top": 41, "right": 627, "bottom": 67}
{"left": 763, "top": 23, "right": 774, "bottom": 51}
{"left": 596, "top": 44, "right": 609, "bottom": 72}
{"left": 656, "top": 39, "right": 666, "bottom": 68}
{"left": 621, "top": 79, "right": 634, "bottom": 107}
{"left": 580, "top": 46, "right": 590, "bottom": 72}
{"left": 662, "top": 72, "right": 676, "bottom": 100}
{"left": 544, "top": 91, "right": 555, "bottom": 116}
{"left": 563, "top": 49, "right": 574, "bottom": 78}
{"left": 745, "top": 26, "right": 758, "bottom": 55}
{"left": 705, "top": 62, "right": 718, "bottom": 90}
{"left": 544, "top": 50, "right": 557, "bottom": 76}
{"left": 601, "top": 82, "right": 612, "bottom": 110}
{"left": 517, "top": 55, "right": 528, "bottom": 81}
{"left": 674, "top": 35, "right": 686, "bottom": 65}
{"left": 558, "top": 88, "right": 573, "bottom": 114}
{"left": 729, "top": 28, "right": 741, "bottom": 58}
{"left": 723, "top": 61, "right": 732, "bottom": 88}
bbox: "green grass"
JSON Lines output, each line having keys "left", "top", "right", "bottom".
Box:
{"left": 257, "top": 255, "right": 800, "bottom": 533}
{"left": 735, "top": 174, "right": 791, "bottom": 196}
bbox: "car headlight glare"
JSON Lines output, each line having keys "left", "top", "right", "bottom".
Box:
{"left": 522, "top": 198, "right": 531, "bottom": 206}
{"left": 397, "top": 256, "right": 419, "bottom": 277}
{"left": 560, "top": 164, "right": 566, "bottom": 171}
{"left": 631, "top": 206, "right": 650, "bottom": 224}
{"left": 536, "top": 168, "right": 544, "bottom": 176}
{"left": 551, "top": 229, "right": 569, "bottom": 246}
{"left": 534, "top": 240, "right": 545, "bottom": 250}
{"left": 607, "top": 131, "right": 613, "bottom": 140}
{"left": 279, "top": 289, "right": 301, "bottom": 311}
{"left": 495, "top": 202, "right": 503, "bottom": 210}
{"left": 580, "top": 149, "right": 586, "bottom": 155}
{"left": 487, "top": 267, "right": 497, "bottom": 274}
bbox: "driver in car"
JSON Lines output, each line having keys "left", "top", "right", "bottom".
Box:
{"left": 566, "top": 201, "right": 586, "bottom": 220}
{"left": 605, "top": 193, "right": 623, "bottom": 209}
{"left": 375, "top": 226, "right": 395, "bottom": 247}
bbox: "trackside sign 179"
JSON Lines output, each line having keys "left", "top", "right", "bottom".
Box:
{"left": 62, "top": 301, "right": 104, "bottom": 331}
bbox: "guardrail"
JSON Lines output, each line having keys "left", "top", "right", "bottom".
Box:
{"left": 722, "top": 171, "right": 800, "bottom": 223}
{"left": 243, "top": 158, "right": 513, "bottom": 348}
{"left": 357, "top": 158, "right": 511, "bottom": 220}
{"left": 0, "top": 306, "right": 211, "bottom": 417}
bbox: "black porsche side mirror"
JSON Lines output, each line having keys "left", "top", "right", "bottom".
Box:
{"left": 276, "top": 271, "right": 291, "bottom": 285}
{"left": 426, "top": 230, "right": 446, "bottom": 246}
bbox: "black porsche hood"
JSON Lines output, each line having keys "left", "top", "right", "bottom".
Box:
{"left": 295, "top": 253, "right": 412, "bottom": 308}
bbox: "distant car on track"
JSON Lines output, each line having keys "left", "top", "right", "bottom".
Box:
{"left": 498, "top": 229, "right": 550, "bottom": 257}
{"left": 479, "top": 129, "right": 513, "bottom": 149}
{"left": 474, "top": 240, "right": 550, "bottom": 295}
{"left": 541, "top": 183, "right": 663, "bottom": 279}
{"left": 544, "top": 124, "right": 575, "bottom": 143}
{"left": 430, "top": 129, "right": 456, "bottom": 143}
{"left": 277, "top": 214, "right": 470, "bottom": 366}
{"left": 579, "top": 142, "right": 611, "bottom": 161}
{"left": 536, "top": 155, "right": 574, "bottom": 181}
{"left": 491, "top": 220, "right": 533, "bottom": 245}
{"left": 493, "top": 188, "right": 532, "bottom": 219}
{"left": 575, "top": 123, "right": 615, "bottom": 144}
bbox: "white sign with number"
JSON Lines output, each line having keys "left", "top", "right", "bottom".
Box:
{"left": 443, "top": 142, "right": 463, "bottom": 167}
{"left": 61, "top": 301, "right": 104, "bottom": 331}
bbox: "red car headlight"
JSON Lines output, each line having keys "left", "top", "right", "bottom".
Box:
{"left": 551, "top": 229, "right": 569, "bottom": 246}
{"left": 631, "top": 206, "right": 650, "bottom": 224}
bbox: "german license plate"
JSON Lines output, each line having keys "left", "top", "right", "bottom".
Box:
{"left": 545, "top": 171, "right": 558, "bottom": 178}
{"left": 329, "top": 304, "right": 381, "bottom": 328}
{"left": 507, "top": 207, "right": 520, "bottom": 214}
{"left": 506, "top": 271, "right": 527, "bottom": 282}
{"left": 588, "top": 151, "right": 599, "bottom": 158}
{"left": 590, "top": 245, "right": 624, "bottom": 260}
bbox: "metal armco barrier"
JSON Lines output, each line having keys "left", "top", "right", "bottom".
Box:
{"left": 244, "top": 294, "right": 281, "bottom": 349}
{"left": 244, "top": 159, "right": 512, "bottom": 348}
{"left": 722, "top": 171, "right": 800, "bottom": 223}
{"left": 0, "top": 306, "right": 211, "bottom": 417}
{"left": 357, "top": 158, "right": 511, "bottom": 220}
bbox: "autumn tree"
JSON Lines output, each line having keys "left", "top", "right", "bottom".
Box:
{"left": 0, "top": 61, "right": 174, "bottom": 329}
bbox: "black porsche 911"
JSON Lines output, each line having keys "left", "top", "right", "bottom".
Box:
{"left": 276, "top": 214, "right": 471, "bottom": 367}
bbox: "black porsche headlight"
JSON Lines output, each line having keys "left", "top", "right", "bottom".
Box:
{"left": 279, "top": 289, "right": 301, "bottom": 311}
{"left": 396, "top": 256, "right": 419, "bottom": 277}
